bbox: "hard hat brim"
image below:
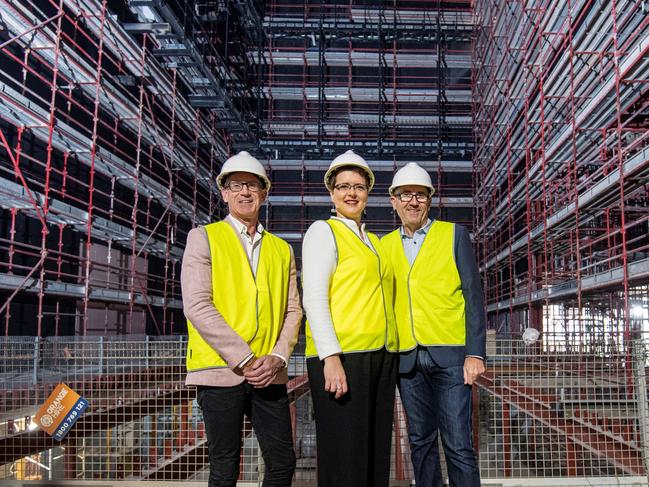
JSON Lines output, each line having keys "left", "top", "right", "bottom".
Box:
{"left": 217, "top": 171, "right": 272, "bottom": 191}
{"left": 388, "top": 184, "right": 435, "bottom": 196}
{"left": 324, "top": 164, "right": 375, "bottom": 192}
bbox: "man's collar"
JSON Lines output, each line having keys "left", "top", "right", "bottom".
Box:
{"left": 400, "top": 218, "right": 433, "bottom": 238}
{"left": 226, "top": 214, "right": 264, "bottom": 236}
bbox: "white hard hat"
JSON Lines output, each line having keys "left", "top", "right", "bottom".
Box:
{"left": 217, "top": 151, "right": 271, "bottom": 190}
{"left": 324, "top": 150, "right": 375, "bottom": 191}
{"left": 389, "top": 162, "right": 435, "bottom": 196}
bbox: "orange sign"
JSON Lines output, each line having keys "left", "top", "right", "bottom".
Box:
{"left": 34, "top": 383, "right": 88, "bottom": 440}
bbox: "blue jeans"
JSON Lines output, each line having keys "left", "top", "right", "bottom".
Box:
{"left": 398, "top": 349, "right": 480, "bottom": 487}
{"left": 197, "top": 383, "right": 296, "bottom": 487}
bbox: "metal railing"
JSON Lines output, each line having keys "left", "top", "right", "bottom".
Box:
{"left": 0, "top": 334, "right": 648, "bottom": 486}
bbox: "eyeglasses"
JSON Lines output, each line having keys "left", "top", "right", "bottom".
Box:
{"left": 395, "top": 192, "right": 430, "bottom": 203}
{"left": 226, "top": 181, "right": 263, "bottom": 192}
{"left": 333, "top": 183, "right": 369, "bottom": 193}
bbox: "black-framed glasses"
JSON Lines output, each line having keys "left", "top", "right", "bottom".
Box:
{"left": 395, "top": 192, "right": 430, "bottom": 203}
{"left": 334, "top": 183, "right": 369, "bottom": 193}
{"left": 226, "top": 181, "right": 263, "bottom": 192}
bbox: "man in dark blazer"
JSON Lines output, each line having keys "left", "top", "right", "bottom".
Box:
{"left": 381, "top": 162, "right": 486, "bottom": 487}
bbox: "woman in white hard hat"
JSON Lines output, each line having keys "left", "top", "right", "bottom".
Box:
{"left": 302, "top": 150, "right": 398, "bottom": 487}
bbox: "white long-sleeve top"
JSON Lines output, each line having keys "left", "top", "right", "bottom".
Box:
{"left": 301, "top": 216, "right": 376, "bottom": 360}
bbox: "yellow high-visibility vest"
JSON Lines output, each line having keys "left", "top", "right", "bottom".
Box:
{"left": 305, "top": 219, "right": 397, "bottom": 357}
{"left": 186, "top": 221, "right": 290, "bottom": 371}
{"left": 380, "top": 220, "right": 466, "bottom": 352}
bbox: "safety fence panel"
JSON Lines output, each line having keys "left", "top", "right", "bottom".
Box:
{"left": 0, "top": 335, "right": 648, "bottom": 486}
{"left": 477, "top": 332, "right": 649, "bottom": 485}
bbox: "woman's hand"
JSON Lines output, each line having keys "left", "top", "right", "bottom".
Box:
{"left": 323, "top": 354, "right": 348, "bottom": 399}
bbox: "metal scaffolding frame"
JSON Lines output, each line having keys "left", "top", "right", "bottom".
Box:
{"left": 258, "top": 0, "right": 476, "bottom": 240}
{"left": 0, "top": 0, "right": 260, "bottom": 336}
{"left": 473, "top": 0, "right": 649, "bottom": 480}
{"left": 473, "top": 0, "right": 649, "bottom": 327}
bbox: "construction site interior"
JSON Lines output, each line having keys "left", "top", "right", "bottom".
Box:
{"left": 0, "top": 0, "right": 648, "bottom": 485}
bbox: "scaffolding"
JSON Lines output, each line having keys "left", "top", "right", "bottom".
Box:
{"left": 260, "top": 0, "right": 476, "bottom": 239}
{"left": 473, "top": 0, "right": 649, "bottom": 334}
{"left": 0, "top": 0, "right": 477, "bottom": 336}
{"left": 473, "top": 0, "right": 649, "bottom": 481}
{"left": 0, "top": 0, "right": 263, "bottom": 336}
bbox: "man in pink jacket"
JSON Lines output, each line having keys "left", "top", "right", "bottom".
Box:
{"left": 181, "top": 151, "right": 302, "bottom": 487}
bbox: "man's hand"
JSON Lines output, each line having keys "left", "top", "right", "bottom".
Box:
{"left": 463, "top": 357, "right": 486, "bottom": 385}
{"left": 244, "top": 355, "right": 284, "bottom": 388}
{"left": 323, "top": 355, "right": 347, "bottom": 399}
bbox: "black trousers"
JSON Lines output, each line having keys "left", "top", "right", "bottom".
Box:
{"left": 307, "top": 349, "right": 397, "bottom": 487}
{"left": 197, "top": 383, "right": 296, "bottom": 487}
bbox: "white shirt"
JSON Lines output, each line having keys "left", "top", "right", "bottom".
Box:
{"left": 225, "top": 214, "right": 263, "bottom": 275}
{"left": 302, "top": 216, "right": 376, "bottom": 360}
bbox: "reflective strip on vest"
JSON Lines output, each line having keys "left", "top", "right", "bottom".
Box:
{"left": 380, "top": 220, "right": 466, "bottom": 352}
{"left": 305, "top": 219, "right": 397, "bottom": 358}
{"left": 186, "top": 221, "right": 290, "bottom": 371}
